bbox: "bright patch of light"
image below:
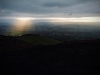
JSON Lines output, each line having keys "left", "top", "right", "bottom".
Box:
{"left": 47, "top": 17, "right": 100, "bottom": 22}
{"left": 16, "top": 17, "right": 35, "bottom": 21}
{"left": 0, "top": 16, "right": 100, "bottom": 22}
{"left": 10, "top": 17, "right": 33, "bottom": 35}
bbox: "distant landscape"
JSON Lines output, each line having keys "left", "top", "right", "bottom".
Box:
{"left": 0, "top": 22, "right": 100, "bottom": 41}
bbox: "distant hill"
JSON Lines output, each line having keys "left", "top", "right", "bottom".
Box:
{"left": 18, "top": 34, "right": 62, "bottom": 46}
{"left": 0, "top": 34, "right": 62, "bottom": 51}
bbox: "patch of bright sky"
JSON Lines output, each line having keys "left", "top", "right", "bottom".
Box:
{"left": 0, "top": 17, "right": 100, "bottom": 22}
{"left": 18, "top": 17, "right": 100, "bottom": 22}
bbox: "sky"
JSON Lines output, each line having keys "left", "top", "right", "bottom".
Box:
{"left": 0, "top": 0, "right": 100, "bottom": 22}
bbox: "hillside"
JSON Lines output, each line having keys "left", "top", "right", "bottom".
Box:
{"left": 0, "top": 34, "right": 100, "bottom": 75}
{"left": 0, "top": 35, "right": 33, "bottom": 51}
{"left": 0, "top": 34, "right": 62, "bottom": 51}
{"left": 18, "top": 34, "right": 62, "bottom": 45}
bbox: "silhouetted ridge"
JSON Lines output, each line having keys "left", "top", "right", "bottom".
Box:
{"left": 0, "top": 34, "right": 62, "bottom": 51}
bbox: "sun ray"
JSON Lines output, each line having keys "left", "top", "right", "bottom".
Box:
{"left": 10, "top": 17, "right": 34, "bottom": 36}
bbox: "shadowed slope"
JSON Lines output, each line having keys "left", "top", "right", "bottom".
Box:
{"left": 18, "top": 34, "right": 62, "bottom": 45}
{"left": 0, "top": 35, "right": 33, "bottom": 51}
{"left": 0, "top": 34, "right": 62, "bottom": 51}
{"left": 1, "top": 38, "right": 100, "bottom": 75}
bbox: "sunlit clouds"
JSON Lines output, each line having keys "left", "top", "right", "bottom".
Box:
{"left": 1, "top": 16, "right": 100, "bottom": 23}
{"left": 15, "top": 17, "right": 100, "bottom": 22}
{"left": 16, "top": 17, "right": 36, "bottom": 21}
{"left": 34, "top": 17, "right": 100, "bottom": 22}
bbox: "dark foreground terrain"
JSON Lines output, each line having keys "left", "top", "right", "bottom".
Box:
{"left": 0, "top": 34, "right": 100, "bottom": 75}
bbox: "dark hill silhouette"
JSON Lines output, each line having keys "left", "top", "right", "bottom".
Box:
{"left": 0, "top": 34, "right": 100, "bottom": 75}
{"left": 0, "top": 35, "right": 33, "bottom": 51}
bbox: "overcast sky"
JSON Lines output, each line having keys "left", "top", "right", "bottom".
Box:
{"left": 0, "top": 0, "right": 100, "bottom": 18}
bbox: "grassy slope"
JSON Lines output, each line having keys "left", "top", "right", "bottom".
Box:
{"left": 0, "top": 34, "right": 62, "bottom": 51}
{"left": 18, "top": 34, "right": 62, "bottom": 45}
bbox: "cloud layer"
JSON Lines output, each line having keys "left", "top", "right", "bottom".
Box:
{"left": 0, "top": 0, "right": 100, "bottom": 17}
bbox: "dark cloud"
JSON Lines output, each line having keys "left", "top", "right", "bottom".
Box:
{"left": 42, "top": 0, "right": 91, "bottom": 7}
{"left": 0, "top": 0, "right": 100, "bottom": 17}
